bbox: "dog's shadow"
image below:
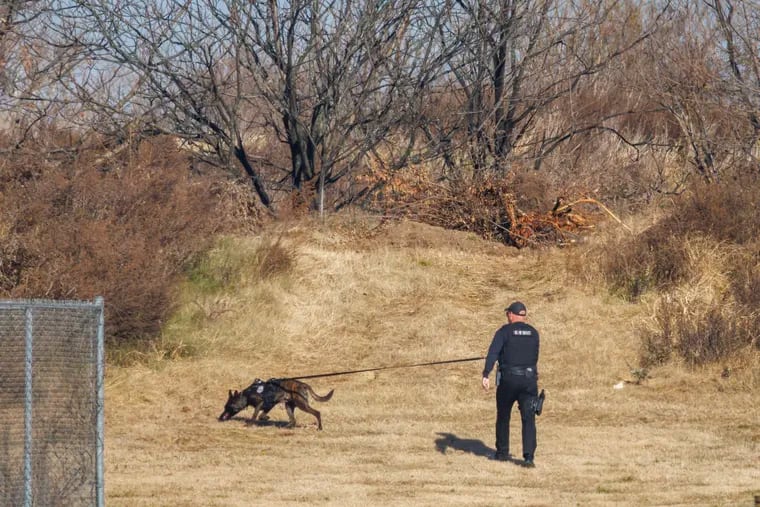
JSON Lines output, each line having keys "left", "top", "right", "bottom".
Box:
{"left": 223, "top": 415, "right": 291, "bottom": 428}
{"left": 249, "top": 420, "right": 291, "bottom": 428}
{"left": 244, "top": 417, "right": 290, "bottom": 428}
{"left": 434, "top": 432, "right": 492, "bottom": 458}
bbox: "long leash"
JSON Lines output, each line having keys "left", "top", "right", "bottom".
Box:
{"left": 281, "top": 356, "right": 485, "bottom": 381}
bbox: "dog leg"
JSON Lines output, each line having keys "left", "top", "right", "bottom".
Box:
{"left": 257, "top": 406, "right": 271, "bottom": 422}
{"left": 251, "top": 404, "right": 261, "bottom": 423}
{"left": 251, "top": 402, "right": 270, "bottom": 423}
{"left": 295, "top": 400, "right": 323, "bottom": 430}
{"left": 285, "top": 401, "right": 297, "bottom": 428}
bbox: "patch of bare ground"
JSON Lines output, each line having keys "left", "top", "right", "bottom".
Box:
{"left": 105, "top": 214, "right": 759, "bottom": 506}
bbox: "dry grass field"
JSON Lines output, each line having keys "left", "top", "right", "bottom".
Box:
{"left": 104, "top": 215, "right": 759, "bottom": 507}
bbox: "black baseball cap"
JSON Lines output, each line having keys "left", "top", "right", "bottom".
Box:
{"left": 505, "top": 301, "right": 527, "bottom": 316}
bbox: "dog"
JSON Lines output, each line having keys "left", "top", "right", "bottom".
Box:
{"left": 218, "top": 378, "right": 334, "bottom": 430}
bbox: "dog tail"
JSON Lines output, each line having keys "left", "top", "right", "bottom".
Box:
{"left": 308, "top": 386, "right": 334, "bottom": 402}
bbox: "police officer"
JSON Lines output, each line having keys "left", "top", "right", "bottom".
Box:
{"left": 482, "top": 301, "right": 540, "bottom": 467}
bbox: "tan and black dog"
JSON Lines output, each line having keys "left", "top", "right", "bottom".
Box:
{"left": 218, "top": 378, "right": 334, "bottom": 430}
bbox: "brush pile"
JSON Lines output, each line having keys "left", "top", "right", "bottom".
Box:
{"left": 366, "top": 168, "right": 608, "bottom": 248}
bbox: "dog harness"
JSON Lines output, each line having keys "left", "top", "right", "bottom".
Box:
{"left": 254, "top": 379, "right": 283, "bottom": 411}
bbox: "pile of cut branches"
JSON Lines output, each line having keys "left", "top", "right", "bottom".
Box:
{"left": 510, "top": 197, "right": 626, "bottom": 248}
{"left": 367, "top": 167, "right": 611, "bottom": 248}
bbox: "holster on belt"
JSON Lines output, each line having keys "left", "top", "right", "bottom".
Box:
{"left": 533, "top": 389, "right": 545, "bottom": 416}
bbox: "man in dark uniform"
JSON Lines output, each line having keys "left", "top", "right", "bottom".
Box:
{"left": 482, "top": 301, "right": 540, "bottom": 467}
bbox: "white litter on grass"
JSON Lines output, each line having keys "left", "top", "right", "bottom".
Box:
{"left": 613, "top": 381, "right": 625, "bottom": 390}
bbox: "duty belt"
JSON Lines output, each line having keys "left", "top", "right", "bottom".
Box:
{"left": 503, "top": 366, "right": 536, "bottom": 376}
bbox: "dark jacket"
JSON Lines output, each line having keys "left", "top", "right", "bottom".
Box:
{"left": 482, "top": 321, "right": 540, "bottom": 378}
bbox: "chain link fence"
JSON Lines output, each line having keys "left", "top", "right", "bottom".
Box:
{"left": 0, "top": 298, "right": 104, "bottom": 507}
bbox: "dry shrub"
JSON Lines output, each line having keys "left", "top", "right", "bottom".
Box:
{"left": 728, "top": 254, "right": 760, "bottom": 311}
{"left": 674, "top": 306, "right": 749, "bottom": 366}
{"left": 365, "top": 165, "right": 515, "bottom": 244}
{"left": 184, "top": 235, "right": 293, "bottom": 296}
{"left": 578, "top": 173, "right": 760, "bottom": 367}
{"left": 598, "top": 175, "right": 760, "bottom": 366}
{"left": 598, "top": 175, "right": 760, "bottom": 301}
{"left": 725, "top": 253, "right": 760, "bottom": 354}
{"left": 424, "top": 174, "right": 519, "bottom": 245}
{"left": 640, "top": 297, "right": 758, "bottom": 368}
{"left": 183, "top": 237, "right": 250, "bottom": 295}
{"left": 251, "top": 237, "right": 294, "bottom": 281}
{"left": 657, "top": 174, "right": 760, "bottom": 244}
{"left": 599, "top": 226, "right": 690, "bottom": 300}
{"left": 0, "top": 136, "right": 259, "bottom": 346}
{"left": 511, "top": 170, "right": 556, "bottom": 212}
{"left": 639, "top": 301, "right": 676, "bottom": 367}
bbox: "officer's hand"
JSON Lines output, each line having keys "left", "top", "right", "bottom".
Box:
{"left": 482, "top": 376, "right": 490, "bottom": 391}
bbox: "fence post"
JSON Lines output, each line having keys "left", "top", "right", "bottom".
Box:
{"left": 95, "top": 296, "right": 105, "bottom": 507}
{"left": 23, "top": 307, "right": 33, "bottom": 507}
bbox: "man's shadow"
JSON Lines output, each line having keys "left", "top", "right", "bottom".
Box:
{"left": 434, "top": 432, "right": 529, "bottom": 466}
{"left": 434, "top": 432, "right": 492, "bottom": 458}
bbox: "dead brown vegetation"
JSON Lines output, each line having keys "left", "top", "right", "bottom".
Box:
{"left": 0, "top": 136, "right": 259, "bottom": 346}
{"left": 365, "top": 166, "right": 606, "bottom": 248}
{"left": 581, "top": 175, "right": 760, "bottom": 367}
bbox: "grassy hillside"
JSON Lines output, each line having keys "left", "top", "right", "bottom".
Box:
{"left": 104, "top": 214, "right": 759, "bottom": 506}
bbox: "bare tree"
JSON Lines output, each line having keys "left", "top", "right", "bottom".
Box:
{"left": 422, "top": 0, "right": 667, "bottom": 176}
{"left": 217, "top": 0, "right": 457, "bottom": 210}
{"left": 0, "top": 0, "right": 66, "bottom": 150}
{"left": 42, "top": 0, "right": 454, "bottom": 211}
{"left": 0, "top": 1, "right": 36, "bottom": 100}
{"left": 708, "top": 0, "right": 760, "bottom": 164}
{"left": 637, "top": 0, "right": 760, "bottom": 182}
{"left": 41, "top": 1, "right": 274, "bottom": 205}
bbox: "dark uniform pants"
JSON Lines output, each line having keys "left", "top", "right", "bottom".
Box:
{"left": 495, "top": 372, "right": 537, "bottom": 458}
